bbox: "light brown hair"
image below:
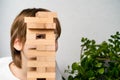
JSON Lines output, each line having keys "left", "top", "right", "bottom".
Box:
{"left": 10, "top": 8, "right": 61, "bottom": 68}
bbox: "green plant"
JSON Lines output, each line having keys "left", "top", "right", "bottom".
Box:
{"left": 64, "top": 31, "right": 120, "bottom": 80}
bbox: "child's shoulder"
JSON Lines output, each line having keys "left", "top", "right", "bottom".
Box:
{"left": 0, "top": 56, "right": 18, "bottom": 80}
{"left": 0, "top": 56, "right": 12, "bottom": 64}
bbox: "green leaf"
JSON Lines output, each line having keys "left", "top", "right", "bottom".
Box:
{"left": 95, "top": 62, "right": 102, "bottom": 68}
{"left": 89, "top": 77, "right": 95, "bottom": 80}
{"left": 68, "top": 65, "right": 70, "bottom": 69}
{"left": 72, "top": 62, "right": 79, "bottom": 70}
{"left": 74, "top": 78, "right": 79, "bottom": 80}
{"left": 111, "top": 35, "right": 115, "bottom": 39}
{"left": 81, "top": 37, "right": 85, "bottom": 42}
{"left": 65, "top": 31, "right": 120, "bottom": 79}
{"left": 78, "top": 66, "right": 85, "bottom": 75}
{"left": 86, "top": 70, "right": 94, "bottom": 77}
{"left": 98, "top": 68, "right": 104, "bottom": 74}
{"left": 116, "top": 31, "right": 119, "bottom": 35}
{"left": 91, "top": 40, "right": 95, "bottom": 44}
{"left": 108, "top": 39, "right": 113, "bottom": 43}
{"left": 68, "top": 75, "right": 74, "bottom": 80}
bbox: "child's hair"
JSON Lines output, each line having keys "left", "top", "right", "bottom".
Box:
{"left": 10, "top": 8, "right": 61, "bottom": 68}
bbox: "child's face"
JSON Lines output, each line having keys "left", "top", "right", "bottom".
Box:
{"left": 13, "top": 30, "right": 58, "bottom": 60}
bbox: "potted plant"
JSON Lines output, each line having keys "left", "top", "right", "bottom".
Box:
{"left": 63, "top": 31, "right": 120, "bottom": 80}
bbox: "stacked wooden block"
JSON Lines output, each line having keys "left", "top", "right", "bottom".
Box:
{"left": 24, "top": 12, "right": 57, "bottom": 80}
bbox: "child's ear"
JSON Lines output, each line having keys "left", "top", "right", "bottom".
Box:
{"left": 13, "top": 38, "right": 23, "bottom": 51}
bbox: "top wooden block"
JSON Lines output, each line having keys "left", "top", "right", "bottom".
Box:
{"left": 35, "top": 12, "right": 57, "bottom": 18}
{"left": 24, "top": 12, "right": 57, "bottom": 28}
{"left": 24, "top": 17, "right": 53, "bottom": 23}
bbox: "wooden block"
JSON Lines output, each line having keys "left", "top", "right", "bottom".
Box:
{"left": 46, "top": 78, "right": 55, "bottom": 80}
{"left": 25, "top": 39, "right": 55, "bottom": 45}
{"left": 27, "top": 78, "right": 36, "bottom": 80}
{"left": 27, "top": 61, "right": 55, "bottom": 67}
{"left": 27, "top": 23, "right": 56, "bottom": 29}
{"left": 37, "top": 57, "right": 55, "bottom": 62}
{"left": 37, "top": 67, "right": 46, "bottom": 73}
{"left": 24, "top": 17, "right": 53, "bottom": 23}
{"left": 26, "top": 29, "right": 55, "bottom": 40}
{"left": 26, "top": 12, "right": 56, "bottom": 80}
{"left": 25, "top": 44, "right": 55, "bottom": 51}
{"left": 27, "top": 67, "right": 37, "bottom": 72}
{"left": 27, "top": 78, "right": 55, "bottom": 80}
{"left": 37, "top": 56, "right": 55, "bottom": 73}
{"left": 45, "top": 23, "right": 56, "bottom": 29}
{"left": 36, "top": 45, "right": 46, "bottom": 51}
{"left": 26, "top": 33, "right": 55, "bottom": 40}
{"left": 46, "top": 67, "right": 55, "bottom": 72}
{"left": 36, "top": 45, "right": 55, "bottom": 51}
{"left": 26, "top": 50, "right": 55, "bottom": 58}
{"left": 35, "top": 12, "right": 57, "bottom": 18}
{"left": 28, "top": 77, "right": 53, "bottom": 80}
{"left": 36, "top": 56, "right": 46, "bottom": 73}
{"left": 36, "top": 57, "right": 46, "bottom": 73}
{"left": 27, "top": 29, "right": 55, "bottom": 34}
{"left": 27, "top": 72, "right": 55, "bottom": 78}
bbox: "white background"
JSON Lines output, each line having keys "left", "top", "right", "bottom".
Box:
{"left": 0, "top": 0, "right": 120, "bottom": 78}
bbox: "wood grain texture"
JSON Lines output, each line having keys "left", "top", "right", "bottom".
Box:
{"left": 35, "top": 12, "right": 57, "bottom": 18}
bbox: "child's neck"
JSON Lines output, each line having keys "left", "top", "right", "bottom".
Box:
{"left": 9, "top": 62, "right": 27, "bottom": 80}
{"left": 9, "top": 52, "right": 27, "bottom": 80}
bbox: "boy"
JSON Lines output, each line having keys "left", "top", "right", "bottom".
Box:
{"left": 0, "top": 8, "right": 62, "bottom": 80}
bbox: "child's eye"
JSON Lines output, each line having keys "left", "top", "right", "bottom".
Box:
{"left": 36, "top": 34, "right": 46, "bottom": 39}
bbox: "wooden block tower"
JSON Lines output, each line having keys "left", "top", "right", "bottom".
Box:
{"left": 24, "top": 12, "right": 57, "bottom": 80}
